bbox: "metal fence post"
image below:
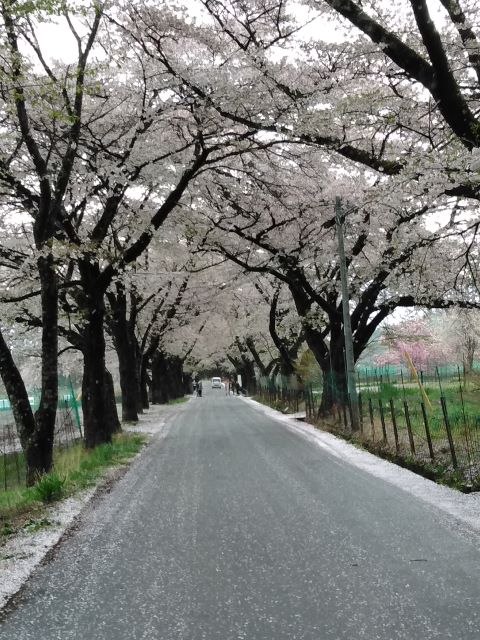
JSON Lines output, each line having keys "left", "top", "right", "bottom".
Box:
{"left": 3, "top": 447, "right": 7, "bottom": 491}
{"left": 358, "top": 393, "right": 363, "bottom": 433}
{"left": 68, "top": 377, "right": 82, "bottom": 437}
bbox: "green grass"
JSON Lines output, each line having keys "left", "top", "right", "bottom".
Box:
{"left": 0, "top": 433, "right": 146, "bottom": 537}
{"left": 32, "top": 472, "right": 66, "bottom": 503}
{"left": 359, "top": 381, "right": 480, "bottom": 442}
{"left": 0, "top": 448, "right": 26, "bottom": 491}
{"left": 347, "top": 435, "right": 472, "bottom": 492}
{"left": 167, "top": 396, "right": 188, "bottom": 405}
{"left": 22, "top": 517, "right": 54, "bottom": 533}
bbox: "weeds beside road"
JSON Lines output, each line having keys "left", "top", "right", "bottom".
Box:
{"left": 0, "top": 433, "right": 145, "bottom": 541}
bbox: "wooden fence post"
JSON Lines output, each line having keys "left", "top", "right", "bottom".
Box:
{"left": 389, "top": 398, "right": 400, "bottom": 453}
{"left": 440, "top": 396, "right": 458, "bottom": 469}
{"left": 403, "top": 400, "right": 416, "bottom": 455}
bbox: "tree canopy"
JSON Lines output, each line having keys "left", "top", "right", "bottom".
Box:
{"left": 1, "top": 0, "right": 479, "bottom": 478}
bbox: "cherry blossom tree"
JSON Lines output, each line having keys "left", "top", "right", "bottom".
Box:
{"left": 132, "top": 0, "right": 479, "bottom": 208}
{"left": 1, "top": 2, "right": 278, "bottom": 451}
{"left": 0, "top": 0, "right": 103, "bottom": 481}
{"left": 428, "top": 308, "right": 480, "bottom": 372}
{"left": 374, "top": 319, "right": 454, "bottom": 370}
{"left": 188, "top": 144, "right": 480, "bottom": 410}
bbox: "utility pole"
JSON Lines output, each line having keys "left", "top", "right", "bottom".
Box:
{"left": 335, "top": 197, "right": 360, "bottom": 431}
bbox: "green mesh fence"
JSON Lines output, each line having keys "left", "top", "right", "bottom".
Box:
{"left": 0, "top": 378, "right": 82, "bottom": 491}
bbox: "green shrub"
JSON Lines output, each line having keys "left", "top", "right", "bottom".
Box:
{"left": 378, "top": 383, "right": 401, "bottom": 398}
{"left": 33, "top": 472, "right": 66, "bottom": 503}
{"left": 79, "top": 443, "right": 115, "bottom": 471}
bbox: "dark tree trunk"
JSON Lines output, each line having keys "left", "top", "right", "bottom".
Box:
{"left": 268, "top": 291, "right": 299, "bottom": 378}
{"left": 299, "top": 325, "right": 340, "bottom": 414}
{"left": 140, "top": 357, "right": 150, "bottom": 409}
{"left": 150, "top": 351, "right": 169, "bottom": 404}
{"left": 183, "top": 375, "right": 191, "bottom": 395}
{"left": 0, "top": 329, "right": 36, "bottom": 449}
{"left": 239, "top": 359, "right": 256, "bottom": 394}
{"left": 80, "top": 264, "right": 113, "bottom": 448}
{"left": 113, "top": 327, "right": 139, "bottom": 422}
{"left": 108, "top": 289, "right": 141, "bottom": 422}
{"left": 82, "top": 362, "right": 120, "bottom": 447}
{"left": 463, "top": 336, "right": 477, "bottom": 373}
{"left": 0, "top": 327, "right": 38, "bottom": 484}
{"left": 32, "top": 254, "right": 59, "bottom": 479}
{"left": 0, "top": 255, "right": 59, "bottom": 484}
{"left": 167, "top": 356, "right": 184, "bottom": 400}
{"left": 319, "top": 348, "right": 347, "bottom": 415}
{"left": 105, "top": 368, "right": 121, "bottom": 434}
{"left": 82, "top": 320, "right": 110, "bottom": 448}
{"left": 134, "top": 340, "right": 144, "bottom": 414}
{"left": 150, "top": 353, "right": 185, "bottom": 404}
{"left": 288, "top": 281, "right": 345, "bottom": 414}
{"left": 139, "top": 334, "right": 160, "bottom": 410}
{"left": 228, "top": 352, "right": 256, "bottom": 395}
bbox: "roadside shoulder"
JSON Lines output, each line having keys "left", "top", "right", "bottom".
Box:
{"left": 240, "top": 396, "right": 480, "bottom": 535}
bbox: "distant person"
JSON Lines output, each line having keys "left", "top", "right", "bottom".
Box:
{"left": 197, "top": 381, "right": 202, "bottom": 397}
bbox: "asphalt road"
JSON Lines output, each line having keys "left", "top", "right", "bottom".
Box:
{"left": 1, "top": 388, "right": 480, "bottom": 639}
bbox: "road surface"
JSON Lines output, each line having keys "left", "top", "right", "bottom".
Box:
{"left": 1, "top": 388, "right": 479, "bottom": 639}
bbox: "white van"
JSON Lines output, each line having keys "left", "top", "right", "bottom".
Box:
{"left": 211, "top": 377, "right": 222, "bottom": 389}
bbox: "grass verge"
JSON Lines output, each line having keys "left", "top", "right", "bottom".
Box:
{"left": 0, "top": 433, "right": 146, "bottom": 540}
{"left": 167, "top": 396, "right": 188, "bottom": 405}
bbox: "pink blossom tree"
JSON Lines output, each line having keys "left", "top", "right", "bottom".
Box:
{"left": 375, "top": 320, "right": 455, "bottom": 371}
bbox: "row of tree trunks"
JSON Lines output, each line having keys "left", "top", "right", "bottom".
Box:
{"left": 150, "top": 353, "right": 185, "bottom": 404}
{"left": 0, "top": 249, "right": 128, "bottom": 478}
